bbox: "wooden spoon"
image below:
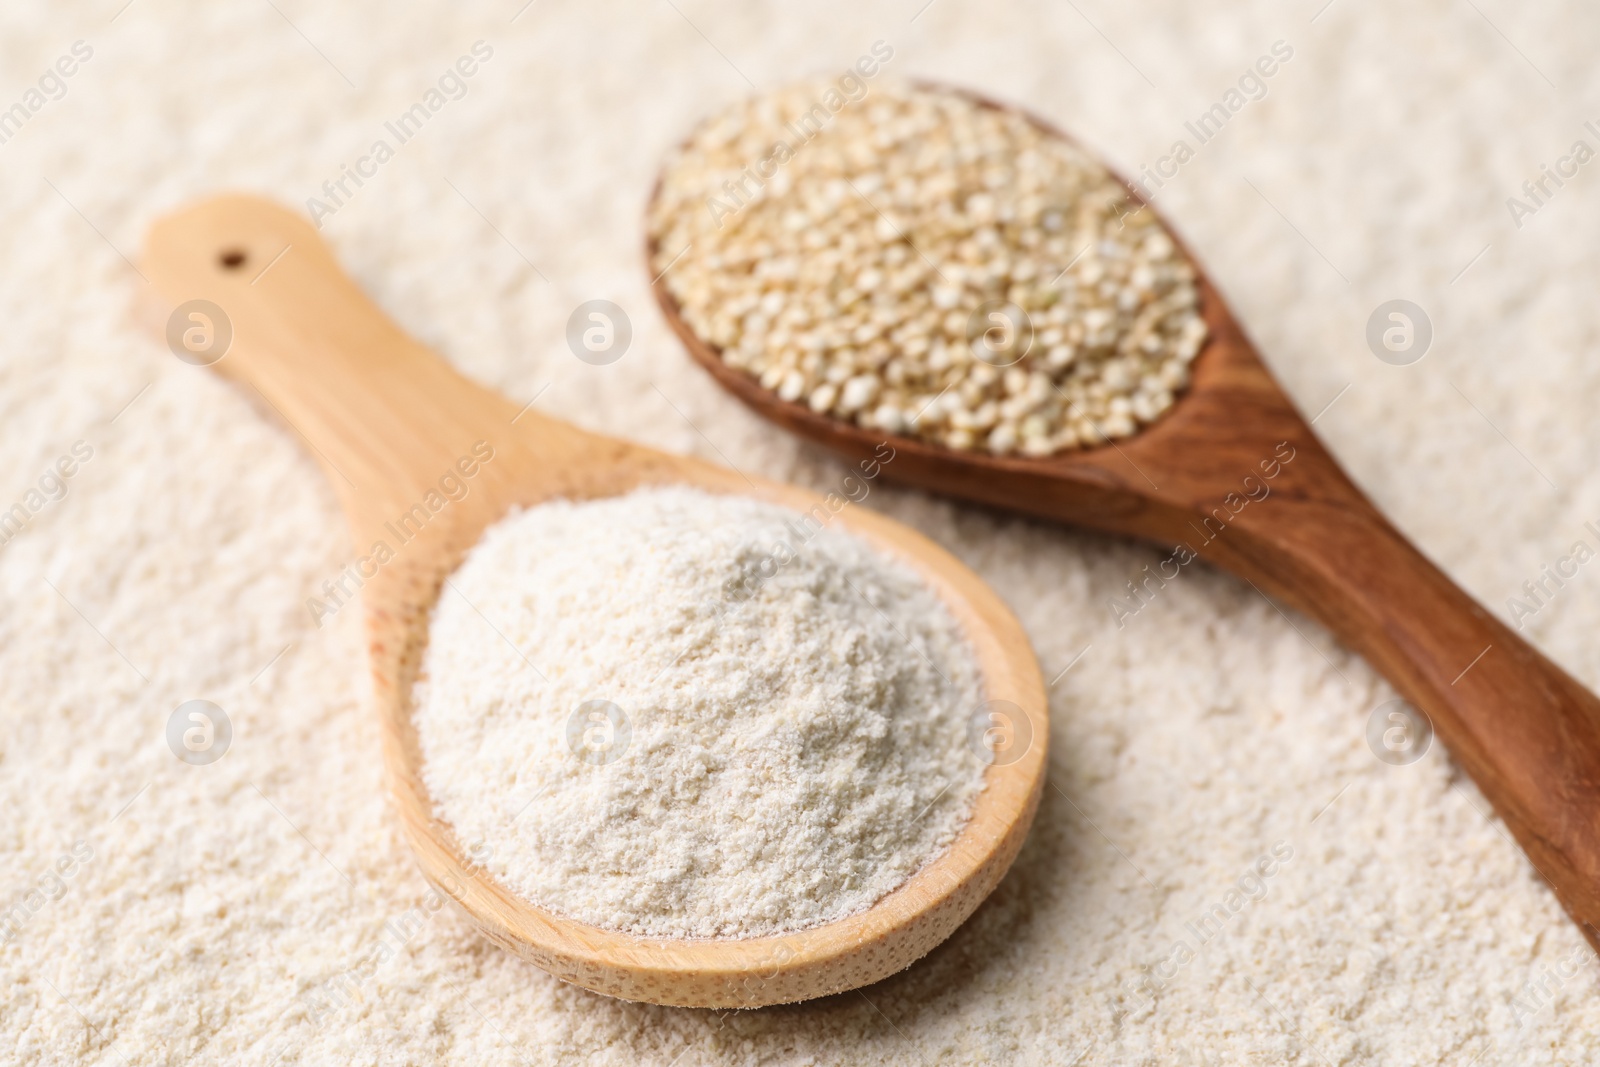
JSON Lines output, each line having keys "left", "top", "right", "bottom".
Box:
{"left": 649, "top": 87, "right": 1600, "bottom": 955}
{"left": 142, "top": 195, "right": 1047, "bottom": 1008}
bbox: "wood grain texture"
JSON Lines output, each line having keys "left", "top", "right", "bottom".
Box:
{"left": 649, "top": 86, "right": 1600, "bottom": 957}
{"left": 141, "top": 195, "right": 1048, "bottom": 1008}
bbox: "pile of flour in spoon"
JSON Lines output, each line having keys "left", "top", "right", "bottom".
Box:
{"left": 413, "top": 486, "right": 986, "bottom": 939}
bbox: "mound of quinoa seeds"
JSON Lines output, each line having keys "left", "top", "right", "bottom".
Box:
{"left": 648, "top": 82, "right": 1208, "bottom": 456}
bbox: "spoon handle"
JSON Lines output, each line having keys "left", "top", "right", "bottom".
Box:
{"left": 143, "top": 196, "right": 528, "bottom": 542}
{"left": 1213, "top": 442, "right": 1600, "bottom": 949}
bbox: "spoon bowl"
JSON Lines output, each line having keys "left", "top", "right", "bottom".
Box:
{"left": 143, "top": 195, "right": 1047, "bottom": 1008}
{"left": 650, "top": 84, "right": 1600, "bottom": 957}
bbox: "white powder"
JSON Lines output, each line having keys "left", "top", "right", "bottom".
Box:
{"left": 8, "top": 2, "right": 1600, "bottom": 1063}
{"left": 412, "top": 486, "right": 986, "bottom": 939}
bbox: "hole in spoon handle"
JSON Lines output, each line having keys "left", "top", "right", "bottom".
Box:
{"left": 143, "top": 194, "right": 523, "bottom": 534}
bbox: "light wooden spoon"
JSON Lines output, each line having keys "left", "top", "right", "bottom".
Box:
{"left": 142, "top": 195, "right": 1047, "bottom": 1008}
{"left": 650, "top": 87, "right": 1600, "bottom": 956}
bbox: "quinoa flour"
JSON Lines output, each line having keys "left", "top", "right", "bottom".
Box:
{"left": 413, "top": 487, "right": 985, "bottom": 939}
{"left": 3, "top": 1, "right": 1600, "bottom": 1064}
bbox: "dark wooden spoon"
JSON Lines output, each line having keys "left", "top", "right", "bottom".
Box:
{"left": 648, "top": 85, "right": 1600, "bottom": 954}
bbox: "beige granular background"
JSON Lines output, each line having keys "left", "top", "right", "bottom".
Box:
{"left": 1, "top": 1, "right": 1596, "bottom": 1063}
